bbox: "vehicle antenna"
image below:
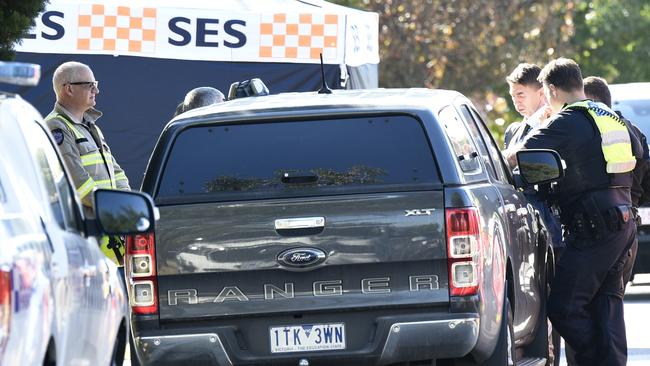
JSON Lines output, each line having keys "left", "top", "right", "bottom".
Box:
{"left": 317, "top": 53, "right": 332, "bottom": 94}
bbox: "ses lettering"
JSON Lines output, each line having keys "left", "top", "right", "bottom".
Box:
{"left": 25, "top": 11, "right": 248, "bottom": 48}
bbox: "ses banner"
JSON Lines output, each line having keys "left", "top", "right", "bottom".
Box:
{"left": 16, "top": 3, "right": 378, "bottom": 66}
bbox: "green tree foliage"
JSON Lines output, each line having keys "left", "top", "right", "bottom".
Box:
{"left": 331, "top": 0, "right": 578, "bottom": 143}
{"left": 0, "top": 0, "right": 48, "bottom": 60}
{"left": 331, "top": 0, "right": 650, "bottom": 144}
{"left": 572, "top": 0, "right": 650, "bottom": 83}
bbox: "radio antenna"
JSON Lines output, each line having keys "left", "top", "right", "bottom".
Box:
{"left": 317, "top": 53, "right": 332, "bottom": 94}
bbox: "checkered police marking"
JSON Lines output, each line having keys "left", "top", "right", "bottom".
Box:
{"left": 77, "top": 4, "right": 157, "bottom": 53}
{"left": 259, "top": 13, "right": 338, "bottom": 61}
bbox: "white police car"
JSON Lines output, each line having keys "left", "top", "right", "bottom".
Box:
{"left": 0, "top": 62, "right": 156, "bottom": 366}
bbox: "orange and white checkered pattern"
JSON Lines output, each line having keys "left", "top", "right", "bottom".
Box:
{"left": 77, "top": 4, "right": 156, "bottom": 53}
{"left": 259, "top": 13, "right": 338, "bottom": 60}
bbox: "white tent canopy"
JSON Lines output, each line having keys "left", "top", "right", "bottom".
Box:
{"left": 17, "top": 0, "right": 379, "bottom": 69}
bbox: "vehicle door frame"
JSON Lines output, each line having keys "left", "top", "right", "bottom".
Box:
{"left": 453, "top": 100, "right": 541, "bottom": 339}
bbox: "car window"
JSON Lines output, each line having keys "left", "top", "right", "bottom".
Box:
{"left": 458, "top": 105, "right": 498, "bottom": 179}
{"left": 468, "top": 108, "right": 511, "bottom": 183}
{"left": 23, "top": 120, "right": 81, "bottom": 231}
{"left": 438, "top": 105, "right": 481, "bottom": 174}
{"left": 157, "top": 115, "right": 441, "bottom": 202}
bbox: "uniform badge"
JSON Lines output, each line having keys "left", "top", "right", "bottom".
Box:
{"left": 52, "top": 128, "right": 64, "bottom": 145}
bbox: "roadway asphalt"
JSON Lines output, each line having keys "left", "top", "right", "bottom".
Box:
{"left": 559, "top": 274, "right": 650, "bottom": 365}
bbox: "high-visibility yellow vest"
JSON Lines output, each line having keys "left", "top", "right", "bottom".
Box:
{"left": 565, "top": 101, "right": 636, "bottom": 174}
{"left": 99, "top": 235, "right": 125, "bottom": 266}
{"left": 45, "top": 112, "right": 126, "bottom": 266}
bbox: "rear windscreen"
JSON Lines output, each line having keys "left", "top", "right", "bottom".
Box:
{"left": 613, "top": 99, "right": 650, "bottom": 138}
{"left": 157, "top": 115, "right": 441, "bottom": 201}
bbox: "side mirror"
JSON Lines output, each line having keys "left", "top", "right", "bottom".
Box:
{"left": 94, "top": 189, "right": 157, "bottom": 235}
{"left": 515, "top": 149, "right": 564, "bottom": 188}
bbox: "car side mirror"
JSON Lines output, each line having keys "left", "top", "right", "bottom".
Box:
{"left": 514, "top": 149, "right": 564, "bottom": 188}
{"left": 94, "top": 189, "right": 157, "bottom": 235}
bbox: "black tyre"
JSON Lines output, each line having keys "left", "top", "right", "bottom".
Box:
{"left": 111, "top": 321, "right": 127, "bottom": 366}
{"left": 129, "top": 331, "right": 142, "bottom": 366}
{"left": 483, "top": 295, "right": 515, "bottom": 366}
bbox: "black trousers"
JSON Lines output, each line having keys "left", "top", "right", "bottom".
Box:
{"left": 548, "top": 220, "right": 636, "bottom": 366}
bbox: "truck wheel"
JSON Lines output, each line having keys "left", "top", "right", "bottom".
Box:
{"left": 111, "top": 321, "right": 126, "bottom": 366}
{"left": 129, "top": 332, "right": 142, "bottom": 366}
{"left": 483, "top": 296, "right": 515, "bottom": 366}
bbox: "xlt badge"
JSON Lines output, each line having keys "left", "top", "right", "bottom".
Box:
{"left": 405, "top": 208, "right": 436, "bottom": 216}
{"left": 277, "top": 247, "right": 327, "bottom": 270}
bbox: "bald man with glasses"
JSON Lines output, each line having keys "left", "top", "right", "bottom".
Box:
{"left": 45, "top": 61, "right": 130, "bottom": 266}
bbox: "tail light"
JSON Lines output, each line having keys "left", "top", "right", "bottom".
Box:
{"left": 126, "top": 233, "right": 158, "bottom": 315}
{"left": 0, "top": 268, "right": 12, "bottom": 355}
{"left": 446, "top": 208, "right": 483, "bottom": 296}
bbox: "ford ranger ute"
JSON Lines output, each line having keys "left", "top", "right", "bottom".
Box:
{"left": 129, "top": 89, "right": 559, "bottom": 366}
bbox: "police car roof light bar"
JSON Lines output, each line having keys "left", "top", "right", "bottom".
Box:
{"left": 0, "top": 62, "right": 40, "bottom": 86}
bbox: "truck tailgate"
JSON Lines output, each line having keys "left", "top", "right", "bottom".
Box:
{"left": 155, "top": 191, "right": 448, "bottom": 320}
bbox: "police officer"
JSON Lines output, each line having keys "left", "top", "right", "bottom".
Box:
{"left": 173, "top": 86, "right": 225, "bottom": 117}
{"left": 584, "top": 76, "right": 650, "bottom": 286}
{"left": 505, "top": 58, "right": 638, "bottom": 366}
{"left": 46, "top": 61, "right": 130, "bottom": 266}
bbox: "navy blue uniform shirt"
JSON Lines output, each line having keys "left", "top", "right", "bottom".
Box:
{"left": 522, "top": 107, "right": 634, "bottom": 222}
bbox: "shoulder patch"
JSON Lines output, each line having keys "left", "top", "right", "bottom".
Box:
{"left": 52, "top": 128, "right": 64, "bottom": 145}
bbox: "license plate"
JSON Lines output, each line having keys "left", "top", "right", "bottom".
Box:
{"left": 269, "top": 323, "right": 346, "bottom": 353}
{"left": 639, "top": 207, "right": 650, "bottom": 225}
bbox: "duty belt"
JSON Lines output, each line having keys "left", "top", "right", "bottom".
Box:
{"left": 568, "top": 204, "right": 632, "bottom": 239}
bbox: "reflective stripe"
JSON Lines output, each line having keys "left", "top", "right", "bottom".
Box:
{"left": 601, "top": 130, "right": 631, "bottom": 146}
{"left": 77, "top": 178, "right": 95, "bottom": 199}
{"left": 606, "top": 160, "right": 637, "bottom": 174}
{"left": 81, "top": 152, "right": 105, "bottom": 166}
{"left": 56, "top": 115, "right": 85, "bottom": 140}
{"left": 115, "top": 172, "right": 128, "bottom": 181}
{"left": 95, "top": 179, "right": 114, "bottom": 189}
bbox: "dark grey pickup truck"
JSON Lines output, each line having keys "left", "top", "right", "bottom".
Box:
{"left": 128, "top": 89, "right": 558, "bottom": 366}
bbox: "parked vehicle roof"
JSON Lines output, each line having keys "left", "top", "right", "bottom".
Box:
{"left": 172, "top": 88, "right": 464, "bottom": 123}
{"left": 609, "top": 82, "right": 650, "bottom": 101}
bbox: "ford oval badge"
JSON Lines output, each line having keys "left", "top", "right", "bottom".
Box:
{"left": 277, "top": 248, "right": 326, "bottom": 270}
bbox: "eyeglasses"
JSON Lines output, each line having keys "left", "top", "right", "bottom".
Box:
{"left": 66, "top": 81, "right": 99, "bottom": 90}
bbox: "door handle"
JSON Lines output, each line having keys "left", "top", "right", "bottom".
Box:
{"left": 275, "top": 217, "right": 325, "bottom": 230}
{"left": 275, "top": 217, "right": 325, "bottom": 236}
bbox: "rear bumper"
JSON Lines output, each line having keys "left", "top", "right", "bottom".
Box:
{"left": 132, "top": 314, "right": 479, "bottom": 365}
{"left": 377, "top": 318, "right": 479, "bottom": 364}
